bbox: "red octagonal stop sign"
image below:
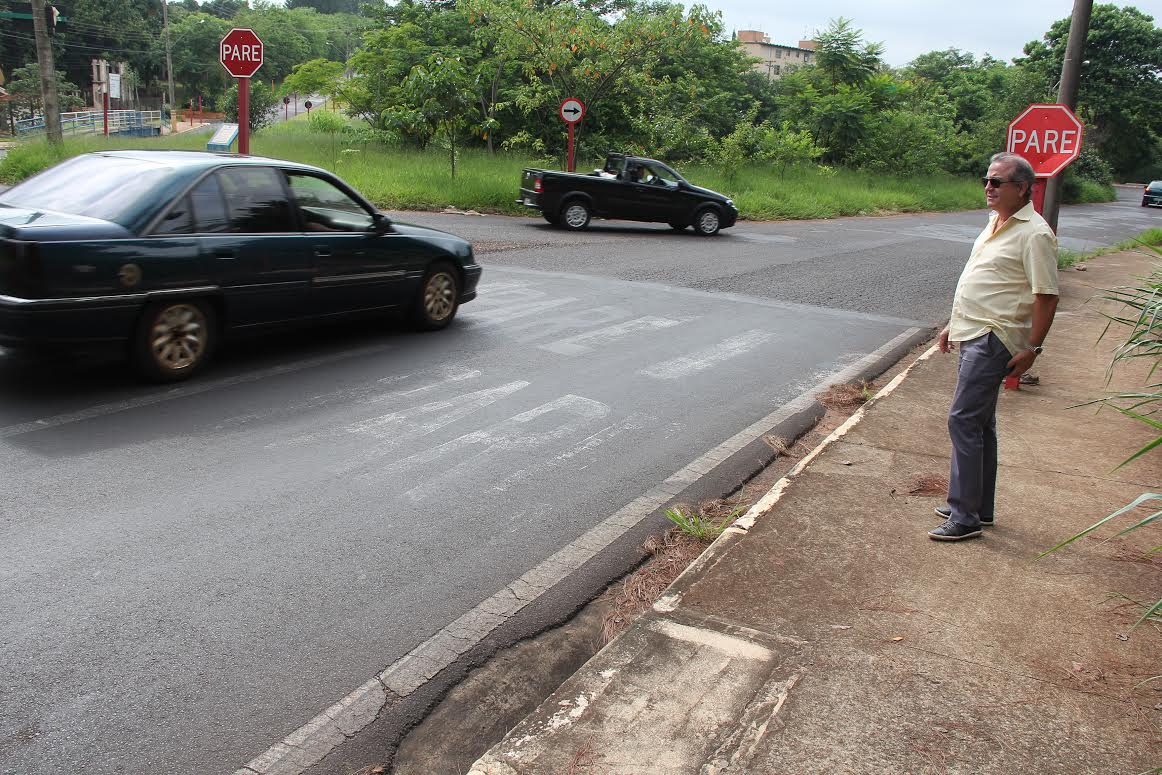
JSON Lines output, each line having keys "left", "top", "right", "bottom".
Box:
{"left": 220, "top": 28, "right": 264, "bottom": 79}
{"left": 1007, "top": 103, "right": 1084, "bottom": 178}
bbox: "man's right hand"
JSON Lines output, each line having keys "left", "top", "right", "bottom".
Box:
{"left": 938, "top": 327, "right": 954, "bottom": 353}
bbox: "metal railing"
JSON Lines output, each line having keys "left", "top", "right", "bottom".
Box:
{"left": 15, "top": 110, "right": 163, "bottom": 137}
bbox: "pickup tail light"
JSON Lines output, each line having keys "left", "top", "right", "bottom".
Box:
{"left": 534, "top": 177, "right": 543, "bottom": 193}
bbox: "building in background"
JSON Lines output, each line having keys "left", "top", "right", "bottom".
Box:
{"left": 736, "top": 30, "right": 816, "bottom": 81}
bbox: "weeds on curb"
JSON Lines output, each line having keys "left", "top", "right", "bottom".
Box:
{"left": 664, "top": 506, "right": 736, "bottom": 541}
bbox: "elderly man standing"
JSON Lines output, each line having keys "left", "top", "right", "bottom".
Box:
{"left": 930, "top": 152, "right": 1060, "bottom": 542}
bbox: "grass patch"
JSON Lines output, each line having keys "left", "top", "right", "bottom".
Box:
{"left": 0, "top": 123, "right": 988, "bottom": 220}
{"left": 1059, "top": 227, "right": 1162, "bottom": 269}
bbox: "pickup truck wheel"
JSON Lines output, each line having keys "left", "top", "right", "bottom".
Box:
{"left": 412, "top": 260, "right": 460, "bottom": 331}
{"left": 694, "top": 207, "right": 722, "bottom": 236}
{"left": 561, "top": 200, "right": 591, "bottom": 230}
{"left": 134, "top": 299, "right": 215, "bottom": 382}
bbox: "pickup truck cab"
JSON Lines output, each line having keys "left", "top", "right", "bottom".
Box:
{"left": 519, "top": 153, "right": 738, "bottom": 235}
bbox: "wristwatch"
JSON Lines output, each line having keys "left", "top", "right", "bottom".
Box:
{"left": 1032, "top": 345, "right": 1044, "bottom": 355}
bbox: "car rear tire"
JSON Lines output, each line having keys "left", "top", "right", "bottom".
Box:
{"left": 134, "top": 299, "right": 215, "bottom": 382}
{"left": 693, "top": 207, "right": 722, "bottom": 236}
{"left": 412, "top": 261, "right": 460, "bottom": 331}
{"left": 561, "top": 200, "right": 591, "bottom": 231}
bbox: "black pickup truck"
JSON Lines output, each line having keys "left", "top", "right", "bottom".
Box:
{"left": 518, "top": 153, "right": 738, "bottom": 235}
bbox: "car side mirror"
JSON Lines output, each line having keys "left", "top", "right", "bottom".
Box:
{"left": 372, "top": 213, "right": 392, "bottom": 233}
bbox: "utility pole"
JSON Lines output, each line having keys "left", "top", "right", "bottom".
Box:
{"left": 162, "top": 0, "right": 177, "bottom": 134}
{"left": 1042, "top": 0, "right": 1093, "bottom": 233}
{"left": 30, "top": 0, "right": 62, "bottom": 144}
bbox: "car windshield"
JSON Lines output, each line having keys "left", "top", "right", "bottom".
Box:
{"left": 0, "top": 154, "right": 170, "bottom": 222}
{"left": 1149, "top": 182, "right": 1162, "bottom": 192}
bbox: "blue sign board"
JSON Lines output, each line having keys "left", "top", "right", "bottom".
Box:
{"left": 207, "top": 123, "right": 239, "bottom": 152}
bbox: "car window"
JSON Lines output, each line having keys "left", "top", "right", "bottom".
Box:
{"left": 217, "top": 167, "right": 297, "bottom": 233}
{"left": 0, "top": 154, "right": 169, "bottom": 222}
{"left": 286, "top": 173, "right": 375, "bottom": 232}
{"left": 1149, "top": 182, "right": 1162, "bottom": 192}
{"left": 642, "top": 163, "right": 679, "bottom": 188}
{"left": 189, "top": 173, "right": 230, "bottom": 233}
{"left": 153, "top": 195, "right": 194, "bottom": 235}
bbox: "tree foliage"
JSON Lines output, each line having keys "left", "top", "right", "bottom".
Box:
{"left": 1018, "top": 3, "right": 1162, "bottom": 179}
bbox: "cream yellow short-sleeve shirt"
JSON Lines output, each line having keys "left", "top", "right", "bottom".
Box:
{"left": 949, "top": 202, "right": 1059, "bottom": 356}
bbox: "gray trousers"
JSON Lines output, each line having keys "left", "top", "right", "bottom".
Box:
{"left": 946, "top": 332, "right": 1011, "bottom": 527}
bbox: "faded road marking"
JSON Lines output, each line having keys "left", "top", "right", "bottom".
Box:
{"left": 638, "top": 329, "right": 773, "bottom": 379}
{"left": 540, "top": 316, "right": 688, "bottom": 356}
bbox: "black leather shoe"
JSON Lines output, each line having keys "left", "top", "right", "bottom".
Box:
{"left": 935, "top": 505, "right": 994, "bottom": 526}
{"left": 929, "top": 519, "right": 983, "bottom": 541}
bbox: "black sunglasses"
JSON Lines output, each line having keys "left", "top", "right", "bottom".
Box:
{"left": 981, "top": 176, "right": 1017, "bottom": 188}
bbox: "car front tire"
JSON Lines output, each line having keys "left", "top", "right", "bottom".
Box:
{"left": 693, "top": 206, "right": 722, "bottom": 236}
{"left": 412, "top": 261, "right": 460, "bottom": 331}
{"left": 561, "top": 200, "right": 591, "bottom": 231}
{"left": 134, "top": 299, "right": 215, "bottom": 382}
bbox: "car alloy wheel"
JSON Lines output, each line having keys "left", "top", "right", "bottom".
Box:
{"left": 562, "top": 201, "right": 591, "bottom": 230}
{"left": 136, "top": 299, "right": 214, "bottom": 382}
{"left": 413, "top": 261, "right": 460, "bottom": 330}
{"left": 695, "top": 208, "right": 721, "bottom": 236}
{"left": 153, "top": 303, "right": 207, "bottom": 371}
{"left": 425, "top": 270, "right": 457, "bottom": 322}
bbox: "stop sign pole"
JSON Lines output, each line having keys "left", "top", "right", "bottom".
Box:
{"left": 220, "top": 28, "right": 264, "bottom": 154}
{"left": 1006, "top": 103, "right": 1084, "bottom": 232}
{"left": 559, "top": 97, "right": 585, "bottom": 172}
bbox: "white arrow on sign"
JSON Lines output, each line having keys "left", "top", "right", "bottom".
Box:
{"left": 559, "top": 98, "right": 585, "bottom": 124}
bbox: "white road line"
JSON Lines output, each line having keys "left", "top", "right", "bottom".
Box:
{"left": 0, "top": 344, "right": 396, "bottom": 441}
{"left": 540, "top": 316, "right": 688, "bottom": 356}
{"left": 233, "top": 326, "right": 922, "bottom": 775}
{"left": 638, "top": 329, "right": 773, "bottom": 379}
{"left": 346, "top": 380, "right": 529, "bottom": 442}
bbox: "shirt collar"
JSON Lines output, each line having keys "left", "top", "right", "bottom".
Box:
{"left": 1010, "top": 201, "right": 1036, "bottom": 221}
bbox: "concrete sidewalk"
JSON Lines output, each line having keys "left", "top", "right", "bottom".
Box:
{"left": 469, "top": 251, "right": 1162, "bottom": 774}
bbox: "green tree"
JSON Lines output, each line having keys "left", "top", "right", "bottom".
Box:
{"left": 812, "top": 17, "right": 884, "bottom": 86}
{"left": 218, "top": 79, "right": 279, "bottom": 132}
{"left": 463, "top": 0, "right": 714, "bottom": 150}
{"left": 282, "top": 58, "right": 345, "bottom": 102}
{"left": 169, "top": 13, "right": 233, "bottom": 102}
{"left": 1018, "top": 4, "right": 1162, "bottom": 177}
{"left": 7, "top": 64, "right": 85, "bottom": 120}
{"left": 286, "top": 0, "right": 359, "bottom": 13}
{"left": 391, "top": 54, "right": 476, "bottom": 176}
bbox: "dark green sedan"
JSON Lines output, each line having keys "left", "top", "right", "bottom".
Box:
{"left": 0, "top": 151, "right": 482, "bottom": 381}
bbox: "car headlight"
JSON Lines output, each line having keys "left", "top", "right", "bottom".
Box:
{"left": 725, "top": 199, "right": 735, "bottom": 208}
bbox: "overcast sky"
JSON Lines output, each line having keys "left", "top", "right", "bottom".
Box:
{"left": 712, "top": 1, "right": 1162, "bottom": 67}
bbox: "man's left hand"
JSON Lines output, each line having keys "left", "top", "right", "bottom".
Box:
{"left": 1007, "top": 349, "right": 1037, "bottom": 377}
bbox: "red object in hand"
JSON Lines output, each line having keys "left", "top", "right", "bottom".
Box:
{"left": 1003, "top": 375, "right": 1020, "bottom": 390}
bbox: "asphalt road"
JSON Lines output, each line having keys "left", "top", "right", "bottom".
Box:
{"left": 1, "top": 188, "right": 1156, "bottom": 775}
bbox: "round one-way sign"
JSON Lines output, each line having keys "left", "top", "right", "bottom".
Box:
{"left": 1006, "top": 103, "right": 1084, "bottom": 178}
{"left": 559, "top": 97, "right": 585, "bottom": 125}
{"left": 220, "top": 28, "right": 264, "bottom": 79}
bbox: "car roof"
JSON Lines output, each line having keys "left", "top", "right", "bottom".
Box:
{"left": 94, "top": 149, "right": 328, "bottom": 175}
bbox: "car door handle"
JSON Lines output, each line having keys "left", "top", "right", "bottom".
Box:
{"left": 314, "top": 248, "right": 332, "bottom": 258}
